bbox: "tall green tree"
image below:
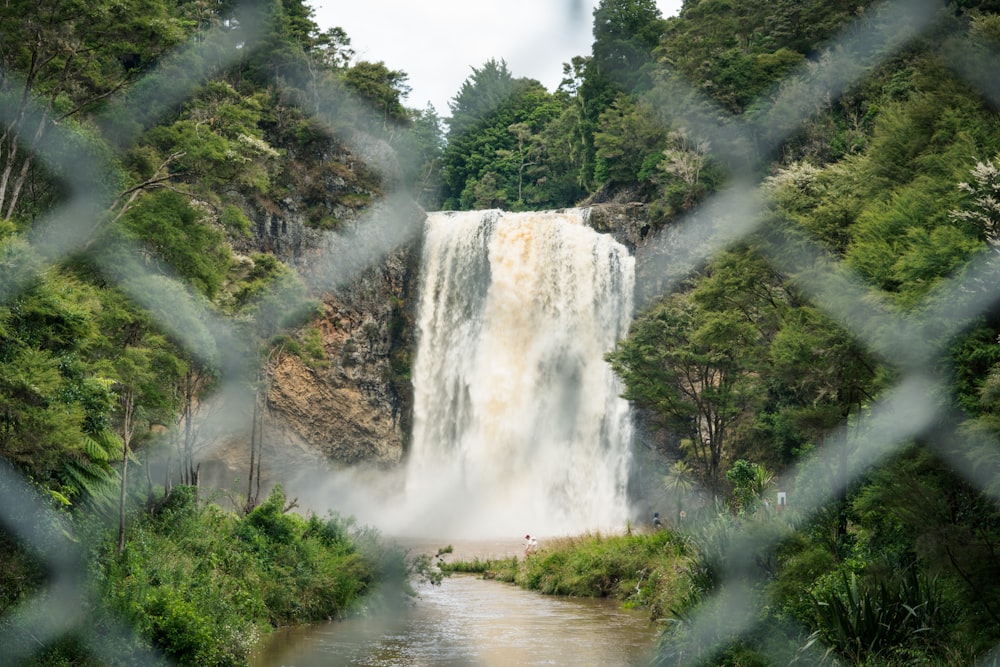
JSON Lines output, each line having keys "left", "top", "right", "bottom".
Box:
{"left": 392, "top": 104, "right": 445, "bottom": 209}
{"left": 446, "top": 59, "right": 519, "bottom": 140}
{"left": 343, "top": 61, "right": 411, "bottom": 130}
{"left": 0, "top": 0, "right": 186, "bottom": 220}
{"left": 593, "top": 94, "right": 670, "bottom": 187}
{"left": 609, "top": 290, "right": 763, "bottom": 496}
{"left": 440, "top": 63, "right": 561, "bottom": 210}
{"left": 591, "top": 0, "right": 666, "bottom": 93}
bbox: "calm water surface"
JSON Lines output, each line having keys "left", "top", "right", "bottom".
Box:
{"left": 251, "top": 539, "right": 661, "bottom": 667}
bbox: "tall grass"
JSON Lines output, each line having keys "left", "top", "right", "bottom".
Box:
{"left": 444, "top": 529, "right": 692, "bottom": 620}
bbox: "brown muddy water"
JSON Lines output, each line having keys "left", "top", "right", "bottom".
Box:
{"left": 250, "top": 538, "right": 662, "bottom": 667}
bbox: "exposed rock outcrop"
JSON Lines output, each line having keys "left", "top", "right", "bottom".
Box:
{"left": 204, "top": 132, "right": 424, "bottom": 484}
{"left": 264, "top": 235, "right": 420, "bottom": 468}
{"left": 585, "top": 202, "right": 652, "bottom": 253}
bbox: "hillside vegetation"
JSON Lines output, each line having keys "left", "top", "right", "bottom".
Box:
{"left": 0, "top": 0, "right": 434, "bottom": 664}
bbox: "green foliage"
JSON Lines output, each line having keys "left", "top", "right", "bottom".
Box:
{"left": 343, "top": 61, "right": 411, "bottom": 128}
{"left": 609, "top": 271, "right": 768, "bottom": 494}
{"left": 725, "top": 460, "right": 773, "bottom": 516}
{"left": 243, "top": 484, "right": 300, "bottom": 545}
{"left": 98, "top": 486, "right": 407, "bottom": 665}
{"left": 392, "top": 104, "right": 445, "bottom": 208}
{"left": 806, "top": 568, "right": 956, "bottom": 664}
{"left": 660, "top": 0, "right": 864, "bottom": 113}
{"left": 141, "top": 82, "right": 280, "bottom": 193}
{"left": 441, "top": 66, "right": 563, "bottom": 210}
{"left": 0, "top": 273, "right": 143, "bottom": 501}
{"left": 450, "top": 531, "right": 691, "bottom": 621}
{"left": 119, "top": 190, "right": 232, "bottom": 298}
{"left": 591, "top": 0, "right": 666, "bottom": 93}
{"left": 446, "top": 59, "right": 520, "bottom": 138}
{"left": 594, "top": 95, "right": 670, "bottom": 186}
{"left": 299, "top": 327, "right": 329, "bottom": 368}
{"left": 227, "top": 252, "right": 316, "bottom": 339}
{"left": 219, "top": 204, "right": 252, "bottom": 238}
{"left": 407, "top": 545, "right": 453, "bottom": 586}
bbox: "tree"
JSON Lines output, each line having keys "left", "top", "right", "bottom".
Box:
{"left": 0, "top": 269, "right": 105, "bottom": 492}
{"left": 310, "top": 26, "right": 354, "bottom": 70}
{"left": 950, "top": 155, "right": 1000, "bottom": 251}
{"left": 591, "top": 0, "right": 666, "bottom": 93}
{"left": 557, "top": 55, "right": 609, "bottom": 193}
{"left": 105, "top": 322, "right": 186, "bottom": 549}
{"left": 504, "top": 122, "right": 536, "bottom": 205}
{"left": 343, "top": 61, "right": 411, "bottom": 131}
{"left": 176, "top": 365, "right": 215, "bottom": 488}
{"left": 440, "top": 66, "right": 561, "bottom": 210}
{"left": 593, "top": 94, "right": 670, "bottom": 186}
{"left": 609, "top": 291, "right": 763, "bottom": 496}
{"left": 769, "top": 303, "right": 880, "bottom": 549}
{"left": 119, "top": 190, "right": 233, "bottom": 299}
{"left": 656, "top": 128, "right": 714, "bottom": 211}
{"left": 725, "top": 459, "right": 773, "bottom": 515}
{"left": 446, "top": 59, "right": 519, "bottom": 139}
{"left": 392, "top": 104, "right": 445, "bottom": 208}
{"left": 0, "top": 0, "right": 185, "bottom": 220}
{"left": 663, "top": 459, "right": 696, "bottom": 521}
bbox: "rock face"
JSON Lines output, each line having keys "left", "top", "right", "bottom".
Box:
{"left": 203, "top": 133, "right": 424, "bottom": 485}
{"left": 585, "top": 202, "right": 666, "bottom": 305}
{"left": 585, "top": 202, "right": 651, "bottom": 253}
{"left": 264, "top": 238, "right": 419, "bottom": 469}
{"left": 587, "top": 201, "right": 707, "bottom": 309}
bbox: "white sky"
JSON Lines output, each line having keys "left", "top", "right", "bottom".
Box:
{"left": 310, "top": 0, "right": 684, "bottom": 118}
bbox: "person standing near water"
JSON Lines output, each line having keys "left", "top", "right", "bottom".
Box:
{"left": 524, "top": 534, "right": 537, "bottom": 557}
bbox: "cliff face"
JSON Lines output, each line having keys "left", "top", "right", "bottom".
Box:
{"left": 587, "top": 201, "right": 709, "bottom": 309}
{"left": 264, "top": 240, "right": 419, "bottom": 468}
{"left": 585, "top": 202, "right": 651, "bottom": 252}
{"left": 204, "top": 134, "right": 423, "bottom": 485}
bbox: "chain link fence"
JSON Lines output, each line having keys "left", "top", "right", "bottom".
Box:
{"left": 2, "top": 0, "right": 1000, "bottom": 663}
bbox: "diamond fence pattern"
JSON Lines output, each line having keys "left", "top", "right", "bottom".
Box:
{"left": 2, "top": 0, "right": 1000, "bottom": 664}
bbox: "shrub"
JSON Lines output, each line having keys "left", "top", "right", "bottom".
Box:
{"left": 806, "top": 568, "right": 956, "bottom": 664}
{"left": 98, "top": 486, "right": 401, "bottom": 665}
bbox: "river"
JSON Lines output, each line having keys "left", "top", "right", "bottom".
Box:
{"left": 251, "top": 539, "right": 662, "bottom": 667}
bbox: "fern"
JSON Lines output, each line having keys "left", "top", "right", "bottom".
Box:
{"left": 87, "top": 429, "right": 123, "bottom": 461}
{"left": 62, "top": 458, "right": 119, "bottom": 505}
{"left": 60, "top": 429, "right": 123, "bottom": 506}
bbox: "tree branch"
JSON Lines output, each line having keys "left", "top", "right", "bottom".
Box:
{"left": 108, "top": 151, "right": 186, "bottom": 224}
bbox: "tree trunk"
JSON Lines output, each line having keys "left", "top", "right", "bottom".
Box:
{"left": 117, "top": 387, "right": 135, "bottom": 553}
{"left": 247, "top": 388, "right": 259, "bottom": 512}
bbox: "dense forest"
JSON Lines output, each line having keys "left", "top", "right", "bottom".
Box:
{"left": 0, "top": 0, "right": 437, "bottom": 664}
{"left": 4, "top": 0, "right": 1000, "bottom": 664}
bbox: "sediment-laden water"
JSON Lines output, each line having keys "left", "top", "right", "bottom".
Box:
{"left": 404, "top": 209, "right": 636, "bottom": 538}
{"left": 251, "top": 574, "right": 660, "bottom": 667}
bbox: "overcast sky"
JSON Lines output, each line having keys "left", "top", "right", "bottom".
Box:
{"left": 310, "top": 0, "right": 684, "bottom": 118}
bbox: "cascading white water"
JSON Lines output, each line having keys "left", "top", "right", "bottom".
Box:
{"left": 404, "top": 209, "right": 636, "bottom": 538}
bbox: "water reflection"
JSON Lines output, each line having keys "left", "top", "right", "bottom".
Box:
{"left": 252, "top": 574, "right": 660, "bottom": 666}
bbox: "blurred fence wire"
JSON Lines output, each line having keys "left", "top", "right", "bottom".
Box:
{"left": 2, "top": 0, "right": 1000, "bottom": 664}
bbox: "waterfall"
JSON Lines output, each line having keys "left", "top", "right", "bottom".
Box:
{"left": 405, "top": 209, "right": 636, "bottom": 538}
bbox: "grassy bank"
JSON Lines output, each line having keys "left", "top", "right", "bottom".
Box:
{"left": 3, "top": 485, "right": 412, "bottom": 667}
{"left": 443, "top": 529, "right": 693, "bottom": 621}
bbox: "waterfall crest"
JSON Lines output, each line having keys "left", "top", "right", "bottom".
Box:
{"left": 405, "top": 209, "right": 636, "bottom": 538}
